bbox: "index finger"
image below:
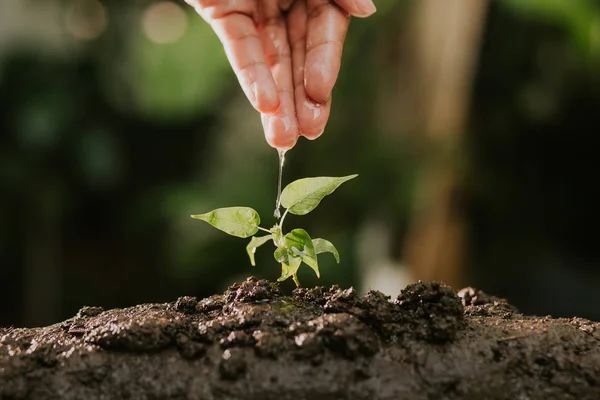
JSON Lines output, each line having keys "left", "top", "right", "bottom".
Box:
{"left": 193, "top": 3, "right": 281, "bottom": 114}
{"left": 259, "top": 1, "right": 299, "bottom": 150}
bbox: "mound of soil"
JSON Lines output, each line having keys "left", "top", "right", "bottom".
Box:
{"left": 1, "top": 278, "right": 599, "bottom": 399}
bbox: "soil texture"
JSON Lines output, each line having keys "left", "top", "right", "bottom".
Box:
{"left": 1, "top": 278, "right": 599, "bottom": 399}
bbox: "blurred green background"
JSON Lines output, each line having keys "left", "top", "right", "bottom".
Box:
{"left": 1, "top": 0, "right": 599, "bottom": 328}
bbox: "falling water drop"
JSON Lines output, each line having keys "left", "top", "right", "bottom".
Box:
{"left": 274, "top": 149, "right": 286, "bottom": 219}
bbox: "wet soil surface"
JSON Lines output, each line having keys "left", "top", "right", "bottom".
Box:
{"left": 1, "top": 278, "right": 599, "bottom": 399}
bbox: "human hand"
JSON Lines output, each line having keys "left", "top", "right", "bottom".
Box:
{"left": 186, "top": 0, "right": 377, "bottom": 150}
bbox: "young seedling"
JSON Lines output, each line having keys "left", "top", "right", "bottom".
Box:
{"left": 191, "top": 175, "right": 357, "bottom": 287}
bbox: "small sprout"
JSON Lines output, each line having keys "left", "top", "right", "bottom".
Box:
{"left": 191, "top": 174, "right": 356, "bottom": 286}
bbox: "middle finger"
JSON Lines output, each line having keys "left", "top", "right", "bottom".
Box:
{"left": 258, "top": 0, "right": 299, "bottom": 150}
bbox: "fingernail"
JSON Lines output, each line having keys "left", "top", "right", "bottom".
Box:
{"left": 360, "top": 0, "right": 377, "bottom": 16}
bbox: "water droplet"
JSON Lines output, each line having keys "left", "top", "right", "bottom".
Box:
{"left": 274, "top": 149, "right": 286, "bottom": 219}
{"left": 305, "top": 100, "right": 322, "bottom": 120}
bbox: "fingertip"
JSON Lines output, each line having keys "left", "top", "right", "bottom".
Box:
{"left": 301, "top": 129, "right": 324, "bottom": 141}
{"left": 299, "top": 101, "right": 327, "bottom": 139}
{"left": 256, "top": 97, "right": 281, "bottom": 115}
{"left": 262, "top": 114, "right": 299, "bottom": 151}
{"left": 297, "top": 92, "right": 331, "bottom": 140}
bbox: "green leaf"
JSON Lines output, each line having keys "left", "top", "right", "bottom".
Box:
{"left": 312, "top": 238, "right": 340, "bottom": 263}
{"left": 274, "top": 246, "right": 288, "bottom": 264}
{"left": 275, "top": 246, "right": 301, "bottom": 283}
{"left": 273, "top": 229, "right": 318, "bottom": 287}
{"left": 277, "top": 255, "right": 301, "bottom": 281}
{"left": 280, "top": 175, "right": 358, "bottom": 216}
{"left": 191, "top": 207, "right": 260, "bottom": 238}
{"left": 246, "top": 235, "right": 272, "bottom": 266}
{"left": 284, "top": 229, "right": 319, "bottom": 278}
{"left": 270, "top": 225, "right": 284, "bottom": 246}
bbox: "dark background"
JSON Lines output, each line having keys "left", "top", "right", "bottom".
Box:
{"left": 1, "top": 0, "right": 599, "bottom": 328}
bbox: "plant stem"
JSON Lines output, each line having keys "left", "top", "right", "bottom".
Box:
{"left": 279, "top": 209, "right": 290, "bottom": 228}
{"left": 258, "top": 227, "right": 272, "bottom": 234}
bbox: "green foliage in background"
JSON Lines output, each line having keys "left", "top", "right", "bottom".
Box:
{"left": 132, "top": 16, "right": 232, "bottom": 120}
{"left": 505, "top": 0, "right": 600, "bottom": 62}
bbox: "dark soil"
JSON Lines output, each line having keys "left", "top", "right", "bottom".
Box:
{"left": 1, "top": 278, "right": 599, "bottom": 399}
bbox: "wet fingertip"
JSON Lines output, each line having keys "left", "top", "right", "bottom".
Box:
{"left": 267, "top": 134, "right": 298, "bottom": 151}
{"left": 256, "top": 91, "right": 281, "bottom": 114}
{"left": 297, "top": 95, "right": 330, "bottom": 139}
{"left": 273, "top": 140, "right": 297, "bottom": 151}
{"left": 257, "top": 100, "right": 281, "bottom": 115}
{"left": 300, "top": 129, "right": 324, "bottom": 140}
{"left": 262, "top": 114, "right": 299, "bottom": 150}
{"left": 304, "top": 90, "right": 330, "bottom": 108}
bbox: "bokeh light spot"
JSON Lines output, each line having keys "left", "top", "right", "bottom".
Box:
{"left": 143, "top": 2, "right": 188, "bottom": 45}
{"left": 65, "top": 0, "right": 108, "bottom": 41}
